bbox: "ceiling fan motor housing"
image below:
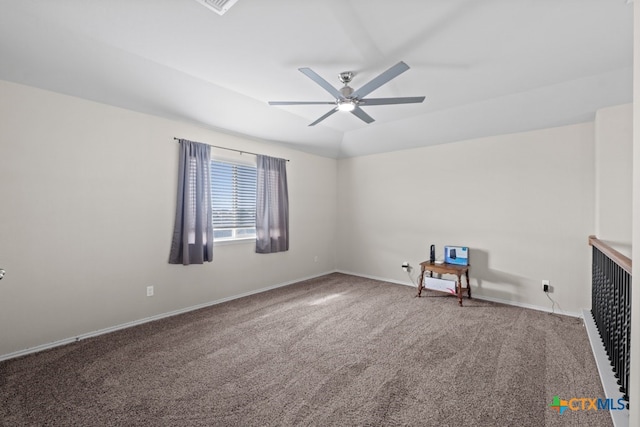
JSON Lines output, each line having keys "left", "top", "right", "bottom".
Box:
{"left": 340, "top": 85, "right": 354, "bottom": 98}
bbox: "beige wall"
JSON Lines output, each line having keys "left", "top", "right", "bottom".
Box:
{"left": 595, "top": 103, "right": 633, "bottom": 257}
{"left": 0, "top": 80, "right": 337, "bottom": 357}
{"left": 337, "top": 123, "right": 596, "bottom": 315}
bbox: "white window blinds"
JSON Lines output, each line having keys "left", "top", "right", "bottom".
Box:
{"left": 210, "top": 160, "right": 257, "bottom": 240}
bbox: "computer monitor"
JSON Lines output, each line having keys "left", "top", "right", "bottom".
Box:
{"left": 445, "top": 246, "right": 468, "bottom": 265}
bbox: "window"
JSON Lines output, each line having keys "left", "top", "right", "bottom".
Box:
{"left": 211, "top": 160, "right": 257, "bottom": 242}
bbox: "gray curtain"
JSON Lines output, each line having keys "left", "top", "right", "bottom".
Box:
{"left": 256, "top": 155, "right": 289, "bottom": 254}
{"left": 169, "top": 140, "right": 213, "bottom": 265}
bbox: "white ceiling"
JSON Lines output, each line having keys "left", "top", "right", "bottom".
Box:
{"left": 0, "top": 0, "right": 633, "bottom": 158}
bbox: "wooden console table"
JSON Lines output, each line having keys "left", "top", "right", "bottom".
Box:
{"left": 415, "top": 261, "right": 471, "bottom": 306}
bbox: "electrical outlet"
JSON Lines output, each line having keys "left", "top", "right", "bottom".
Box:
{"left": 314, "top": 255, "right": 318, "bottom": 263}
{"left": 542, "top": 280, "right": 550, "bottom": 293}
{"left": 146, "top": 286, "right": 154, "bottom": 297}
{"left": 402, "top": 262, "right": 410, "bottom": 272}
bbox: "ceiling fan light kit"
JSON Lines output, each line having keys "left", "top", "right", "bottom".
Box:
{"left": 337, "top": 99, "right": 357, "bottom": 112}
{"left": 269, "top": 61, "right": 425, "bottom": 126}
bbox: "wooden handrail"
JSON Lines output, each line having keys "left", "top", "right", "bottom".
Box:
{"left": 588, "top": 235, "right": 632, "bottom": 275}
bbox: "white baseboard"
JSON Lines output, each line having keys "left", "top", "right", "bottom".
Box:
{"left": 335, "top": 269, "right": 582, "bottom": 318}
{"left": 0, "top": 270, "right": 336, "bottom": 362}
{"left": 335, "top": 269, "right": 420, "bottom": 288}
{"left": 475, "top": 294, "right": 582, "bottom": 318}
{"left": 583, "top": 309, "right": 629, "bottom": 427}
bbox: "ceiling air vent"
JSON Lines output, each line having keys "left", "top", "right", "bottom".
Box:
{"left": 193, "top": 0, "right": 239, "bottom": 15}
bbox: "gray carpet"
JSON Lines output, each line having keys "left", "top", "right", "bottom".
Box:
{"left": 0, "top": 273, "right": 612, "bottom": 426}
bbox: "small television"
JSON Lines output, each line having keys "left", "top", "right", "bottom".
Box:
{"left": 445, "top": 246, "right": 468, "bottom": 266}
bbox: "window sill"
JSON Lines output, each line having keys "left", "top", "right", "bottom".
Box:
{"left": 214, "top": 237, "right": 255, "bottom": 246}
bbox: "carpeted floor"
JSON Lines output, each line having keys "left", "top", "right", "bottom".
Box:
{"left": 0, "top": 273, "right": 612, "bottom": 426}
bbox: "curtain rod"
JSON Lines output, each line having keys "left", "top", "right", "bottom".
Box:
{"left": 173, "top": 137, "right": 289, "bottom": 162}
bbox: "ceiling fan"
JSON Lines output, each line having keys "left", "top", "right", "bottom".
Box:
{"left": 269, "top": 61, "right": 425, "bottom": 126}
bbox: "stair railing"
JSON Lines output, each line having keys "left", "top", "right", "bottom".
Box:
{"left": 588, "top": 235, "right": 632, "bottom": 406}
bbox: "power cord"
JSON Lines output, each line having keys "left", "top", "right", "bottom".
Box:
{"left": 547, "top": 289, "right": 573, "bottom": 317}
{"left": 405, "top": 268, "right": 421, "bottom": 289}
{"left": 545, "top": 291, "right": 557, "bottom": 314}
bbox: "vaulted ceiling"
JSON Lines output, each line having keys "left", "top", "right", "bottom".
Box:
{"left": 0, "top": 0, "right": 633, "bottom": 158}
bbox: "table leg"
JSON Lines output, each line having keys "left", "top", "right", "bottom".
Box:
{"left": 457, "top": 273, "right": 463, "bottom": 306}
{"left": 465, "top": 270, "right": 471, "bottom": 299}
{"left": 416, "top": 267, "right": 425, "bottom": 297}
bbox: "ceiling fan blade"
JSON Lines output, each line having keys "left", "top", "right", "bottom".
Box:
{"left": 350, "top": 106, "right": 375, "bottom": 124}
{"left": 309, "top": 108, "right": 338, "bottom": 126}
{"left": 351, "top": 61, "right": 410, "bottom": 99}
{"left": 359, "top": 96, "right": 425, "bottom": 106}
{"left": 299, "top": 68, "right": 343, "bottom": 99}
{"left": 269, "top": 101, "right": 336, "bottom": 106}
